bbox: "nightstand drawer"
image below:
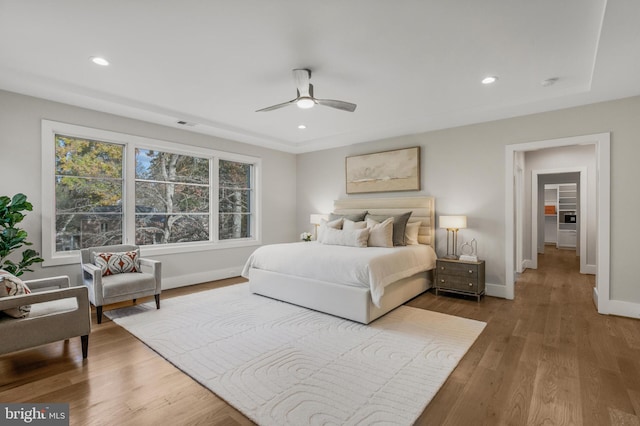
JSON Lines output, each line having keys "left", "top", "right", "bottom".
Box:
{"left": 437, "top": 276, "right": 478, "bottom": 293}
{"left": 437, "top": 262, "right": 478, "bottom": 278}
{"left": 435, "top": 259, "right": 485, "bottom": 301}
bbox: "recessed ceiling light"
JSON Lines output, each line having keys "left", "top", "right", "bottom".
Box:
{"left": 298, "top": 124, "right": 307, "bottom": 129}
{"left": 90, "top": 56, "right": 109, "bottom": 66}
{"left": 481, "top": 76, "right": 498, "bottom": 85}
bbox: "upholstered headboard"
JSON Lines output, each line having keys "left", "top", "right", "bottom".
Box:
{"left": 332, "top": 196, "right": 435, "bottom": 248}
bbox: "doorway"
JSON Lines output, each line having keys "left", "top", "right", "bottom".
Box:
{"left": 531, "top": 168, "right": 589, "bottom": 274}
{"left": 505, "top": 133, "right": 610, "bottom": 313}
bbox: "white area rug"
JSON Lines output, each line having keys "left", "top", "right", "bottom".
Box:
{"left": 107, "top": 283, "right": 485, "bottom": 425}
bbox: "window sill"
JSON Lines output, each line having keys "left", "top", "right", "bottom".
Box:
{"left": 42, "top": 238, "right": 262, "bottom": 267}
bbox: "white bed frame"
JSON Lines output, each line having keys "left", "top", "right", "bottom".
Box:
{"left": 249, "top": 197, "right": 436, "bottom": 324}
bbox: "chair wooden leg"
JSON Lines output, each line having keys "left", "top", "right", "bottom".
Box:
{"left": 81, "top": 335, "right": 89, "bottom": 359}
{"left": 96, "top": 306, "right": 103, "bottom": 324}
{"left": 155, "top": 294, "right": 160, "bottom": 309}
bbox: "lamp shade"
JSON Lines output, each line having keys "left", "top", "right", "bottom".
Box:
{"left": 310, "top": 214, "right": 329, "bottom": 225}
{"left": 439, "top": 215, "right": 467, "bottom": 229}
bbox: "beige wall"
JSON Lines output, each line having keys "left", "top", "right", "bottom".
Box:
{"left": 3, "top": 87, "right": 638, "bottom": 306}
{"left": 296, "top": 95, "right": 640, "bottom": 304}
{"left": 0, "top": 90, "right": 297, "bottom": 287}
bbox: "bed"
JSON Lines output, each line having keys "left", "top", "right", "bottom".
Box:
{"left": 242, "top": 197, "right": 436, "bottom": 324}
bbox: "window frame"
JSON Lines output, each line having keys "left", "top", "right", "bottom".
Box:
{"left": 41, "top": 120, "right": 262, "bottom": 266}
{"left": 217, "top": 158, "right": 256, "bottom": 241}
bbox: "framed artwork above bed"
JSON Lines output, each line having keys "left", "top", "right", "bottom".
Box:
{"left": 345, "top": 146, "right": 420, "bottom": 194}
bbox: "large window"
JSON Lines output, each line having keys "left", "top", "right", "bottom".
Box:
{"left": 135, "top": 149, "right": 210, "bottom": 245}
{"left": 219, "top": 159, "right": 253, "bottom": 240}
{"left": 42, "top": 121, "right": 260, "bottom": 265}
{"left": 55, "top": 135, "right": 124, "bottom": 251}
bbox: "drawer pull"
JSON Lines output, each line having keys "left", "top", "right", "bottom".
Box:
{"left": 441, "top": 266, "right": 445, "bottom": 270}
{"left": 468, "top": 270, "right": 473, "bottom": 274}
{"left": 468, "top": 283, "right": 473, "bottom": 287}
{"left": 440, "top": 279, "right": 445, "bottom": 283}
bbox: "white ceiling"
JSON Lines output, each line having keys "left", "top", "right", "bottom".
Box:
{"left": 1, "top": 1, "right": 639, "bottom": 154}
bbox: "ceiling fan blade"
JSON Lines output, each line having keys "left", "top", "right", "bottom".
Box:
{"left": 255, "top": 98, "right": 297, "bottom": 112}
{"left": 258, "top": 68, "right": 355, "bottom": 112}
{"left": 316, "top": 98, "right": 357, "bottom": 112}
{"left": 292, "top": 69, "right": 311, "bottom": 97}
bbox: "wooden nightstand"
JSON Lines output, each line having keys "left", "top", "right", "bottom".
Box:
{"left": 435, "top": 258, "right": 485, "bottom": 301}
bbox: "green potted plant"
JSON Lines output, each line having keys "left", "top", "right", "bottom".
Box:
{"left": 0, "top": 193, "right": 44, "bottom": 276}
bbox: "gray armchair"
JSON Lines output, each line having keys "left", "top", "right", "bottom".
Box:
{"left": 0, "top": 275, "right": 90, "bottom": 358}
{"left": 80, "top": 244, "right": 161, "bottom": 324}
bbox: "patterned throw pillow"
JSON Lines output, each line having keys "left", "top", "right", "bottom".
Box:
{"left": 93, "top": 250, "right": 141, "bottom": 276}
{"left": 0, "top": 269, "right": 32, "bottom": 318}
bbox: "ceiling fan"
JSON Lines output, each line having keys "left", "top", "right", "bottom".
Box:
{"left": 256, "top": 69, "right": 357, "bottom": 113}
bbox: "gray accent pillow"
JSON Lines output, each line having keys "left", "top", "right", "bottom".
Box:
{"left": 365, "top": 211, "right": 412, "bottom": 246}
{"left": 329, "top": 211, "right": 368, "bottom": 222}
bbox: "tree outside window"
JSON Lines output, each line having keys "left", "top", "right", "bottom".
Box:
{"left": 52, "top": 134, "right": 256, "bottom": 253}
{"left": 55, "top": 135, "right": 123, "bottom": 251}
{"left": 135, "top": 149, "right": 210, "bottom": 245}
{"left": 219, "top": 160, "right": 253, "bottom": 240}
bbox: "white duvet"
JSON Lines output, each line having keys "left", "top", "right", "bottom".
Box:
{"left": 241, "top": 242, "right": 437, "bottom": 307}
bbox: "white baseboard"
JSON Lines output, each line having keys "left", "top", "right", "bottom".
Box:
{"left": 605, "top": 299, "right": 640, "bottom": 320}
{"left": 162, "top": 266, "right": 244, "bottom": 290}
{"left": 582, "top": 264, "right": 596, "bottom": 275}
{"left": 593, "top": 287, "right": 640, "bottom": 319}
{"left": 522, "top": 259, "right": 533, "bottom": 270}
{"left": 486, "top": 283, "right": 509, "bottom": 299}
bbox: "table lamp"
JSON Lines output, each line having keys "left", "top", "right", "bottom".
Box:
{"left": 439, "top": 215, "right": 467, "bottom": 259}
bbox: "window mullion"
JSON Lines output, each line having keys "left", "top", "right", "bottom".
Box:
{"left": 124, "top": 144, "right": 137, "bottom": 245}
{"left": 212, "top": 157, "right": 219, "bottom": 243}
{"left": 252, "top": 160, "right": 260, "bottom": 242}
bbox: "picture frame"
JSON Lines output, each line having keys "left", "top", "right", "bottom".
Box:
{"left": 345, "top": 146, "right": 421, "bottom": 194}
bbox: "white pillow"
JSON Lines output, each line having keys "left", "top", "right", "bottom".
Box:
{"left": 366, "top": 217, "right": 394, "bottom": 248}
{"left": 343, "top": 219, "right": 367, "bottom": 231}
{"left": 317, "top": 218, "right": 343, "bottom": 242}
{"left": 405, "top": 221, "right": 421, "bottom": 245}
{"left": 320, "top": 227, "right": 369, "bottom": 248}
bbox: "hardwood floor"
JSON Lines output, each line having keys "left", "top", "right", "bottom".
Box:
{"left": 411, "top": 247, "right": 640, "bottom": 426}
{"left": 2, "top": 247, "right": 639, "bottom": 425}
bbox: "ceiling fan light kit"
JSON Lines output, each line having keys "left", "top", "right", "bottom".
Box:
{"left": 296, "top": 97, "right": 315, "bottom": 109}
{"left": 257, "top": 68, "right": 356, "bottom": 113}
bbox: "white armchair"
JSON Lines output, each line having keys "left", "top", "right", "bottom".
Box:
{"left": 0, "top": 275, "right": 91, "bottom": 358}
{"left": 80, "top": 244, "right": 161, "bottom": 324}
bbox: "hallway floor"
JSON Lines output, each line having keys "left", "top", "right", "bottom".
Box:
{"left": 409, "top": 246, "right": 640, "bottom": 425}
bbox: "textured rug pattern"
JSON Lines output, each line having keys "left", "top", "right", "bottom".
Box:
{"left": 107, "top": 283, "right": 485, "bottom": 426}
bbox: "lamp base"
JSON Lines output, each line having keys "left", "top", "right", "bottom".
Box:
{"left": 459, "top": 255, "right": 478, "bottom": 262}
{"left": 442, "top": 254, "right": 459, "bottom": 260}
